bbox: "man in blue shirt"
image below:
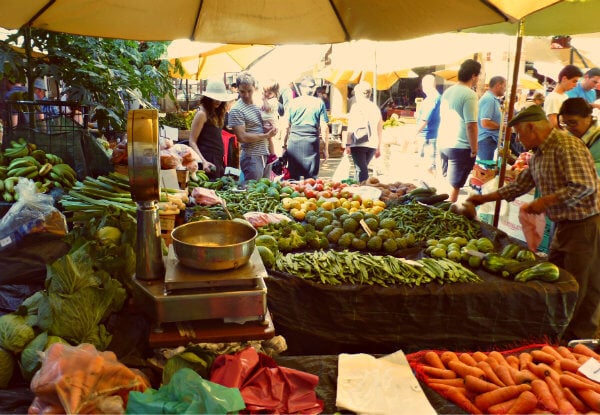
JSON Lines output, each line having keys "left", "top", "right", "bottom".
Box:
{"left": 414, "top": 74, "right": 441, "bottom": 173}
{"left": 477, "top": 76, "right": 506, "bottom": 161}
{"left": 566, "top": 67, "right": 600, "bottom": 109}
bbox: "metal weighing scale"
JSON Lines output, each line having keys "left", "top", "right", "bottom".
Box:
{"left": 126, "top": 109, "right": 271, "bottom": 341}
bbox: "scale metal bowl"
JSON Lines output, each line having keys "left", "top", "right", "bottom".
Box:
{"left": 171, "top": 220, "right": 257, "bottom": 271}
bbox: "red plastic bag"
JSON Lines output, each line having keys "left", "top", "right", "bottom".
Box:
{"left": 518, "top": 208, "right": 546, "bottom": 251}
{"left": 210, "top": 347, "right": 324, "bottom": 414}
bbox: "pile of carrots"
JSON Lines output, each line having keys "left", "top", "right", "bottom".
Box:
{"left": 410, "top": 343, "right": 600, "bottom": 414}
{"left": 28, "top": 343, "right": 150, "bottom": 414}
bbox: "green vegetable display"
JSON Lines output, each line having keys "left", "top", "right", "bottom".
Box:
{"left": 274, "top": 250, "right": 482, "bottom": 287}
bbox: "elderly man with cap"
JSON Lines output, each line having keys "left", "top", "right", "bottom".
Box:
{"left": 282, "top": 76, "right": 329, "bottom": 180}
{"left": 467, "top": 105, "right": 600, "bottom": 342}
{"left": 33, "top": 78, "right": 59, "bottom": 120}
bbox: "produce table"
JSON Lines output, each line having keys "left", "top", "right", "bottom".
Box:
{"left": 266, "top": 226, "right": 579, "bottom": 356}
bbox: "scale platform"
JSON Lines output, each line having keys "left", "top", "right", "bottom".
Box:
{"left": 132, "top": 247, "right": 268, "bottom": 329}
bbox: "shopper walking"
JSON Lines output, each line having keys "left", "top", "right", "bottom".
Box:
{"left": 228, "top": 71, "right": 278, "bottom": 182}
{"left": 282, "top": 76, "right": 329, "bottom": 180}
{"left": 559, "top": 97, "right": 600, "bottom": 175}
{"left": 437, "top": 59, "right": 481, "bottom": 202}
{"left": 544, "top": 64, "right": 583, "bottom": 129}
{"left": 477, "top": 76, "right": 506, "bottom": 161}
{"left": 414, "top": 74, "right": 441, "bottom": 173}
{"left": 345, "top": 81, "right": 383, "bottom": 183}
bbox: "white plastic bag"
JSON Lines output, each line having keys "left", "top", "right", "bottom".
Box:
{"left": 0, "top": 178, "right": 67, "bottom": 251}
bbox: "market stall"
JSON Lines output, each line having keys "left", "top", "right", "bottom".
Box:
{"left": 267, "top": 264, "right": 577, "bottom": 355}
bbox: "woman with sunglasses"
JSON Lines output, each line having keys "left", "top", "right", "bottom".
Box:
{"left": 559, "top": 97, "right": 600, "bottom": 176}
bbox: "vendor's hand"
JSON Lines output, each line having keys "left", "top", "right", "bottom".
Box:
{"left": 345, "top": 146, "right": 351, "bottom": 155}
{"left": 522, "top": 199, "right": 546, "bottom": 215}
{"left": 375, "top": 148, "right": 381, "bottom": 158}
{"left": 201, "top": 160, "right": 216, "bottom": 173}
{"left": 466, "top": 194, "right": 487, "bottom": 207}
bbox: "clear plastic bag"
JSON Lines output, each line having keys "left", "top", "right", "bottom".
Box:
{"left": 0, "top": 178, "right": 67, "bottom": 251}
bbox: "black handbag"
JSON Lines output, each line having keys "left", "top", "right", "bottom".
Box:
{"left": 271, "top": 151, "right": 288, "bottom": 175}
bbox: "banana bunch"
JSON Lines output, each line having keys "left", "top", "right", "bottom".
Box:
{"left": 2, "top": 137, "right": 36, "bottom": 160}
{"left": 0, "top": 140, "right": 78, "bottom": 202}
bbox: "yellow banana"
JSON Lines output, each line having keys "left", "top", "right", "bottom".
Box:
{"left": 38, "top": 163, "right": 53, "bottom": 177}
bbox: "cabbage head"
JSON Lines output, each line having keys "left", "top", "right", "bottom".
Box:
{"left": 0, "top": 314, "right": 35, "bottom": 353}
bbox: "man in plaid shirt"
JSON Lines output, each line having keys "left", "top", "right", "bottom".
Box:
{"left": 467, "top": 105, "right": 600, "bottom": 341}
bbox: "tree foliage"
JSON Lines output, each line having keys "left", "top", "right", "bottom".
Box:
{"left": 1, "top": 28, "right": 176, "bottom": 132}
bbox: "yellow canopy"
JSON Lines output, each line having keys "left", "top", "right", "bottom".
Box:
{"left": 0, "top": 0, "right": 586, "bottom": 44}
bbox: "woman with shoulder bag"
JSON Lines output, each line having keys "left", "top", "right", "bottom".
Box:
{"left": 345, "top": 81, "right": 383, "bottom": 183}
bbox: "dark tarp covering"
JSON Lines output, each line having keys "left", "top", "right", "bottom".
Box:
{"left": 266, "top": 225, "right": 579, "bottom": 356}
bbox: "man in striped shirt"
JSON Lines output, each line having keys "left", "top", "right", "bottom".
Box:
{"left": 467, "top": 105, "right": 600, "bottom": 341}
{"left": 229, "top": 72, "right": 278, "bottom": 181}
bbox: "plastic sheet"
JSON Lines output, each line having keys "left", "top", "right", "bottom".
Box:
{"left": 127, "top": 368, "right": 245, "bottom": 415}
{"left": 210, "top": 346, "right": 324, "bottom": 414}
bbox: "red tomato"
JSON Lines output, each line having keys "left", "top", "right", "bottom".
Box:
{"left": 316, "top": 178, "right": 324, "bottom": 185}
{"left": 305, "top": 189, "right": 316, "bottom": 198}
{"left": 321, "top": 190, "right": 332, "bottom": 198}
{"left": 314, "top": 183, "right": 324, "bottom": 191}
{"left": 306, "top": 178, "right": 316, "bottom": 186}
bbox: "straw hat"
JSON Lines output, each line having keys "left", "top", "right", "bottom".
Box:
{"left": 203, "top": 79, "right": 236, "bottom": 102}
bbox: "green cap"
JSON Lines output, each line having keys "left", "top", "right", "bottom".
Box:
{"left": 507, "top": 105, "right": 548, "bottom": 127}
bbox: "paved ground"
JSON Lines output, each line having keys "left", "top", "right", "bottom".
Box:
{"left": 318, "top": 142, "right": 471, "bottom": 201}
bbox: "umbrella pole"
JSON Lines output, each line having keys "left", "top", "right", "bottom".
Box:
{"left": 493, "top": 21, "right": 524, "bottom": 228}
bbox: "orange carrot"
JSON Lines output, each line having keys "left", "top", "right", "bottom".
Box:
{"left": 514, "top": 369, "right": 538, "bottom": 385}
{"left": 528, "top": 361, "right": 561, "bottom": 383}
{"left": 477, "top": 360, "right": 505, "bottom": 386}
{"left": 573, "top": 343, "right": 600, "bottom": 360}
{"left": 488, "top": 350, "right": 510, "bottom": 366}
{"left": 563, "top": 386, "right": 588, "bottom": 413}
{"left": 447, "top": 359, "right": 486, "bottom": 379}
{"left": 559, "top": 372, "right": 600, "bottom": 393}
{"left": 559, "top": 357, "right": 582, "bottom": 374}
{"left": 472, "top": 351, "right": 488, "bottom": 363}
{"left": 531, "top": 349, "right": 558, "bottom": 365}
{"left": 474, "top": 384, "right": 532, "bottom": 412}
{"left": 443, "top": 386, "right": 483, "bottom": 415}
{"left": 422, "top": 365, "right": 457, "bottom": 379}
{"left": 545, "top": 375, "right": 577, "bottom": 415}
{"left": 426, "top": 377, "right": 465, "bottom": 387}
{"left": 493, "top": 362, "right": 516, "bottom": 386}
{"left": 506, "top": 365, "right": 525, "bottom": 384}
{"left": 440, "top": 351, "right": 459, "bottom": 366}
{"left": 519, "top": 352, "right": 533, "bottom": 370}
{"left": 424, "top": 351, "right": 446, "bottom": 369}
{"left": 506, "top": 355, "right": 520, "bottom": 370}
{"left": 507, "top": 390, "right": 539, "bottom": 414}
{"left": 542, "top": 345, "right": 565, "bottom": 361}
{"left": 459, "top": 352, "right": 479, "bottom": 367}
{"left": 531, "top": 378, "right": 559, "bottom": 413}
{"left": 576, "top": 388, "right": 600, "bottom": 411}
{"left": 464, "top": 374, "right": 500, "bottom": 394}
{"left": 428, "top": 382, "right": 468, "bottom": 395}
{"left": 556, "top": 345, "right": 577, "bottom": 360}
{"left": 487, "top": 398, "right": 517, "bottom": 415}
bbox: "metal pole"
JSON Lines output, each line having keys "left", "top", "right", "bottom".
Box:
{"left": 493, "top": 20, "right": 524, "bottom": 227}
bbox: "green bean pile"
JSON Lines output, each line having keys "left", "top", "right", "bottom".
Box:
{"left": 379, "top": 201, "right": 481, "bottom": 242}
{"left": 274, "top": 250, "right": 482, "bottom": 287}
{"left": 218, "top": 189, "right": 288, "bottom": 216}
